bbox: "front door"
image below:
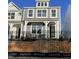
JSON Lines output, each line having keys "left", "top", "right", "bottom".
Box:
{"left": 18, "top": 28, "right": 21, "bottom": 38}
{"left": 50, "top": 25, "right": 55, "bottom": 38}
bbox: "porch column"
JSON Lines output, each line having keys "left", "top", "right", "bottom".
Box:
{"left": 24, "top": 21, "right": 27, "bottom": 37}
{"left": 20, "top": 23, "right": 23, "bottom": 38}
{"left": 45, "top": 22, "right": 48, "bottom": 38}
{"left": 9, "top": 24, "right": 13, "bottom": 39}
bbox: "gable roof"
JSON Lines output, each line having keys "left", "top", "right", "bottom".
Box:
{"left": 9, "top": 2, "right": 21, "bottom": 10}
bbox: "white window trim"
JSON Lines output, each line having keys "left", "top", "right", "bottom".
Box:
{"left": 36, "top": 9, "right": 48, "bottom": 18}
{"left": 31, "top": 25, "right": 42, "bottom": 34}
{"left": 50, "top": 9, "right": 57, "bottom": 18}
{"left": 36, "top": 2, "right": 49, "bottom": 7}
{"left": 8, "top": 12, "right": 15, "bottom": 19}
{"left": 27, "top": 9, "right": 34, "bottom": 18}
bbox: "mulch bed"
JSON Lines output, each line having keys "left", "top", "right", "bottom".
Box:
{"left": 8, "top": 40, "right": 71, "bottom": 53}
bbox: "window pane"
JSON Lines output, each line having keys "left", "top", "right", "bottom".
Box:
{"left": 11, "top": 16, "right": 14, "bottom": 19}
{"left": 8, "top": 17, "right": 10, "bottom": 19}
{"left": 8, "top": 13, "right": 10, "bottom": 16}
{"left": 38, "top": 2, "right": 40, "bottom": 6}
{"left": 8, "top": 13, "right": 10, "bottom": 19}
{"left": 29, "top": 10, "right": 33, "bottom": 17}
{"left": 45, "top": 2, "right": 47, "bottom": 6}
{"left": 38, "top": 10, "right": 41, "bottom": 17}
{"left": 32, "top": 25, "right": 36, "bottom": 33}
{"left": 52, "top": 10, "right": 56, "bottom": 17}
{"left": 11, "top": 13, "right": 15, "bottom": 15}
{"left": 51, "top": 26, "right": 55, "bottom": 37}
{"left": 37, "top": 25, "right": 41, "bottom": 34}
{"left": 41, "top": 2, "right": 43, "bottom": 6}
{"left": 42, "top": 10, "right": 46, "bottom": 17}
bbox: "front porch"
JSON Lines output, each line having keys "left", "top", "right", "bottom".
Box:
{"left": 8, "top": 22, "right": 22, "bottom": 40}
{"left": 22, "top": 21, "right": 58, "bottom": 39}
{"left": 8, "top": 21, "right": 60, "bottom": 40}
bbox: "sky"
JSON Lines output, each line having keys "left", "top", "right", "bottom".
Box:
{"left": 8, "top": 0, "right": 71, "bottom": 25}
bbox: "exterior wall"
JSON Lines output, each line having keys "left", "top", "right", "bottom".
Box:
{"left": 23, "top": 6, "right": 61, "bottom": 39}
{"left": 8, "top": 11, "right": 21, "bottom": 21}
{"left": 8, "top": 1, "right": 61, "bottom": 39}
{"left": 8, "top": 2, "right": 22, "bottom": 39}
{"left": 36, "top": 2, "right": 49, "bottom": 7}
{"left": 8, "top": 22, "right": 22, "bottom": 39}
{"left": 8, "top": 2, "right": 21, "bottom": 21}
{"left": 23, "top": 7, "right": 60, "bottom": 20}
{"left": 23, "top": 20, "right": 60, "bottom": 39}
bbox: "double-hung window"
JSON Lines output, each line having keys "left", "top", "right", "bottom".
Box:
{"left": 41, "top": 2, "right": 43, "bottom": 6}
{"left": 42, "top": 10, "right": 46, "bottom": 17}
{"left": 32, "top": 24, "right": 36, "bottom": 33}
{"left": 37, "top": 10, "right": 46, "bottom": 17}
{"left": 32, "top": 24, "right": 41, "bottom": 34}
{"left": 45, "top": 2, "right": 47, "bottom": 6}
{"left": 38, "top": 10, "right": 41, "bottom": 17}
{"left": 38, "top": 2, "right": 40, "bottom": 6}
{"left": 8, "top": 13, "right": 15, "bottom": 19}
{"left": 51, "top": 10, "right": 56, "bottom": 17}
{"left": 29, "top": 10, "right": 33, "bottom": 17}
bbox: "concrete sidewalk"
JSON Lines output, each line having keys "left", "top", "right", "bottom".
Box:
{"left": 9, "top": 56, "right": 71, "bottom": 59}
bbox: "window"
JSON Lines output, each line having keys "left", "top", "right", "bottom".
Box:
{"left": 41, "top": 2, "right": 43, "bottom": 6}
{"left": 38, "top": 2, "right": 47, "bottom": 7}
{"left": 29, "top": 10, "right": 33, "bottom": 17}
{"left": 51, "top": 26, "right": 55, "bottom": 37}
{"left": 32, "top": 24, "right": 42, "bottom": 34}
{"left": 45, "top": 2, "right": 47, "bottom": 6}
{"left": 38, "top": 2, "right": 41, "bottom": 6}
{"left": 37, "top": 25, "right": 41, "bottom": 34}
{"left": 50, "top": 25, "right": 55, "bottom": 37}
{"left": 8, "top": 13, "right": 15, "bottom": 19}
{"left": 38, "top": 2, "right": 40, "bottom": 6}
{"left": 38, "top": 10, "right": 41, "bottom": 17}
{"left": 51, "top": 10, "right": 56, "bottom": 17}
{"left": 42, "top": 10, "right": 46, "bottom": 17}
{"left": 32, "top": 25, "right": 36, "bottom": 33}
{"left": 37, "top": 10, "right": 46, "bottom": 17}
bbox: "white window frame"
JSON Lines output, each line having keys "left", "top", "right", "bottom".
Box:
{"left": 44, "top": 2, "right": 47, "bottom": 6}
{"left": 50, "top": 9, "right": 57, "bottom": 18}
{"left": 27, "top": 9, "right": 34, "bottom": 18}
{"left": 32, "top": 24, "right": 42, "bottom": 34}
{"left": 36, "top": 9, "right": 48, "bottom": 18}
{"left": 36, "top": 2, "right": 49, "bottom": 7}
{"left": 8, "top": 12, "right": 15, "bottom": 19}
{"left": 38, "top": 2, "right": 41, "bottom": 6}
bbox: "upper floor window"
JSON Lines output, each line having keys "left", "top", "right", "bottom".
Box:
{"left": 38, "top": 2, "right": 47, "bottom": 6}
{"left": 38, "top": 2, "right": 40, "bottom": 6}
{"left": 37, "top": 10, "right": 46, "bottom": 17}
{"left": 8, "top": 13, "right": 15, "bottom": 19}
{"left": 51, "top": 10, "right": 56, "bottom": 17}
{"left": 29, "top": 10, "right": 33, "bottom": 17}
{"left": 42, "top": 10, "right": 46, "bottom": 17}
{"left": 38, "top": 10, "right": 41, "bottom": 17}
{"left": 45, "top": 2, "right": 47, "bottom": 6}
{"left": 41, "top": 2, "right": 43, "bottom": 6}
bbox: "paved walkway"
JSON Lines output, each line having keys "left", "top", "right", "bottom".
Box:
{"left": 9, "top": 56, "right": 71, "bottom": 59}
